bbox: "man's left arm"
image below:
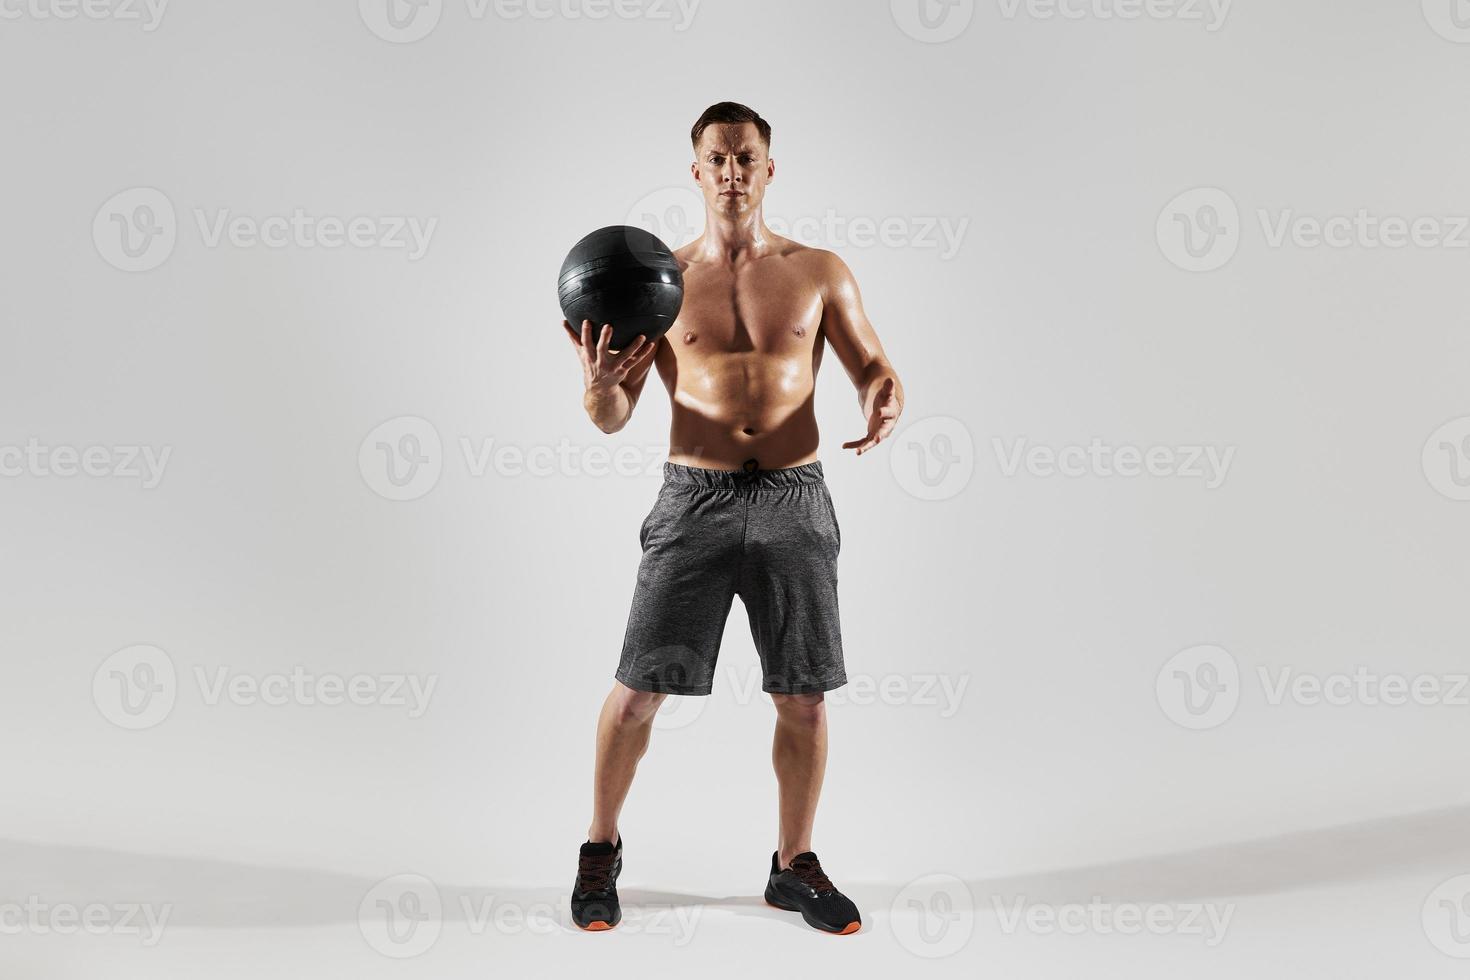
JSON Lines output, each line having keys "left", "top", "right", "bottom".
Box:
{"left": 816, "top": 251, "right": 905, "bottom": 455}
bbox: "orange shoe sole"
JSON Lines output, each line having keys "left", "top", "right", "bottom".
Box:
{"left": 578, "top": 920, "right": 615, "bottom": 931}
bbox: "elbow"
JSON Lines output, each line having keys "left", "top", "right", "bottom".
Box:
{"left": 592, "top": 411, "right": 629, "bottom": 435}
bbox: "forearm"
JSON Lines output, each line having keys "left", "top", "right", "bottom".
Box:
{"left": 584, "top": 384, "right": 634, "bottom": 434}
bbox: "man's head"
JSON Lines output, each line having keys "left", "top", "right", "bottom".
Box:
{"left": 690, "top": 102, "right": 774, "bottom": 218}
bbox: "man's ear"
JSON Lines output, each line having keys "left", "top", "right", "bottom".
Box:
{"left": 691, "top": 161, "right": 700, "bottom": 184}
{"left": 767, "top": 158, "right": 776, "bottom": 182}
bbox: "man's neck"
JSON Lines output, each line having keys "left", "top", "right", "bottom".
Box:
{"left": 696, "top": 208, "right": 775, "bottom": 262}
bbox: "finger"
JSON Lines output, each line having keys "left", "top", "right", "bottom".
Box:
{"left": 626, "top": 339, "right": 658, "bottom": 370}
{"left": 564, "top": 321, "right": 584, "bottom": 350}
{"left": 581, "top": 320, "right": 594, "bottom": 352}
{"left": 570, "top": 326, "right": 594, "bottom": 372}
{"left": 615, "top": 345, "right": 658, "bottom": 383}
{"left": 595, "top": 323, "right": 614, "bottom": 362}
{"left": 613, "top": 334, "right": 648, "bottom": 365}
{"left": 842, "top": 437, "right": 872, "bottom": 451}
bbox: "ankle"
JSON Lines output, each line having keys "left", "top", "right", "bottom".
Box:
{"left": 587, "top": 826, "right": 619, "bottom": 845}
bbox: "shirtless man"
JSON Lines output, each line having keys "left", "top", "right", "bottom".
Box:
{"left": 563, "top": 102, "right": 903, "bottom": 936}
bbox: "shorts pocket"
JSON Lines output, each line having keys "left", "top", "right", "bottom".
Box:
{"left": 819, "top": 485, "right": 841, "bottom": 552}
{"left": 639, "top": 484, "right": 670, "bottom": 549}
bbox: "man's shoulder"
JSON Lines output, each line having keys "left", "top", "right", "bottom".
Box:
{"left": 779, "top": 241, "right": 850, "bottom": 280}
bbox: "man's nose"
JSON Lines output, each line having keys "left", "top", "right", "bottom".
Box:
{"left": 722, "top": 161, "right": 741, "bottom": 184}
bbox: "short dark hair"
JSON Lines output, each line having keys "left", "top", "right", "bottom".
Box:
{"left": 690, "top": 102, "right": 771, "bottom": 151}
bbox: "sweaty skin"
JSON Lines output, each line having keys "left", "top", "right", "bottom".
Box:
{"left": 566, "top": 122, "right": 904, "bottom": 468}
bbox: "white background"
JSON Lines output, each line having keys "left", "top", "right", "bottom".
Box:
{"left": 3, "top": 0, "right": 1470, "bottom": 975}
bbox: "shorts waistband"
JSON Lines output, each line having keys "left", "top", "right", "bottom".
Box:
{"left": 663, "top": 460, "right": 825, "bottom": 489}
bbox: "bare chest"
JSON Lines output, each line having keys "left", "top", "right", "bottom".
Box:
{"left": 671, "top": 261, "right": 823, "bottom": 355}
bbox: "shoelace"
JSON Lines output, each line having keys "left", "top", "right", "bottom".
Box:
{"left": 577, "top": 854, "right": 617, "bottom": 894}
{"left": 789, "top": 856, "right": 835, "bottom": 894}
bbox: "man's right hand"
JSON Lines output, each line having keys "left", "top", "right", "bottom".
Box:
{"left": 564, "top": 320, "right": 656, "bottom": 393}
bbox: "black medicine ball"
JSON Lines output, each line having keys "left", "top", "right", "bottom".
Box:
{"left": 558, "top": 226, "right": 684, "bottom": 351}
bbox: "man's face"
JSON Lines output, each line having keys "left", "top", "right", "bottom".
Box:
{"left": 692, "top": 122, "right": 773, "bottom": 218}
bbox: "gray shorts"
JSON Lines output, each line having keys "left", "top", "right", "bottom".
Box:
{"left": 616, "top": 460, "right": 847, "bottom": 697}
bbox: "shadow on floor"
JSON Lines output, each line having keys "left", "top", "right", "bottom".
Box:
{"left": 5, "top": 804, "right": 1468, "bottom": 927}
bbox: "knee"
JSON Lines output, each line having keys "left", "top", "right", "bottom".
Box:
{"left": 771, "top": 691, "right": 826, "bottom": 727}
{"left": 609, "top": 683, "right": 667, "bottom": 726}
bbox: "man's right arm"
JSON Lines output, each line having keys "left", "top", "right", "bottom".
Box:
{"left": 565, "top": 320, "right": 660, "bottom": 434}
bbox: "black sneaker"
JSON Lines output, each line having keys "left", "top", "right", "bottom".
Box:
{"left": 571, "top": 836, "right": 623, "bottom": 931}
{"left": 764, "top": 850, "right": 861, "bottom": 935}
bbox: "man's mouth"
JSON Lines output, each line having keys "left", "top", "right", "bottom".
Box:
{"left": 721, "top": 190, "right": 743, "bottom": 197}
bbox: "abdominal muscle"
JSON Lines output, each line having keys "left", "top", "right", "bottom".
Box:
{"left": 666, "top": 350, "right": 821, "bottom": 470}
